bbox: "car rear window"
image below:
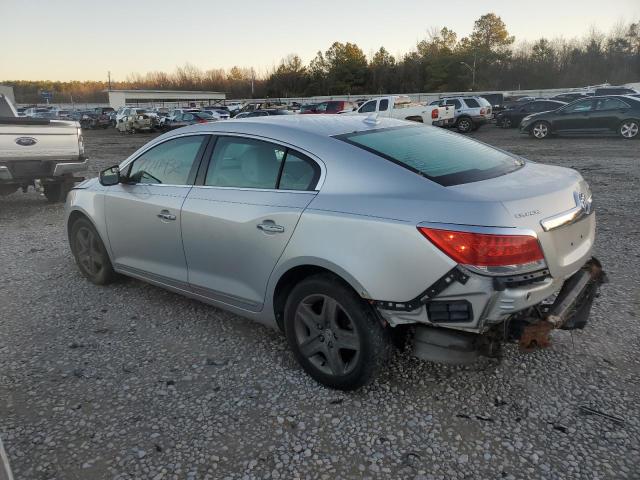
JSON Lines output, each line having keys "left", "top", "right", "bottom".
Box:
{"left": 336, "top": 125, "right": 524, "bottom": 186}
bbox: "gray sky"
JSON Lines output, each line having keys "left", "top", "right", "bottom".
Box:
{"left": 1, "top": 0, "right": 638, "bottom": 81}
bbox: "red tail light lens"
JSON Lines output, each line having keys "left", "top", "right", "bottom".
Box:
{"left": 418, "top": 227, "right": 544, "bottom": 267}
{"left": 431, "top": 108, "right": 439, "bottom": 119}
{"left": 480, "top": 108, "right": 487, "bottom": 115}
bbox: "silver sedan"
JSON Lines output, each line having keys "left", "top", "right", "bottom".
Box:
{"left": 65, "top": 116, "right": 604, "bottom": 390}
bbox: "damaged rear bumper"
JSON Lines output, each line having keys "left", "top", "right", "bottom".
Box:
{"left": 514, "top": 257, "right": 607, "bottom": 349}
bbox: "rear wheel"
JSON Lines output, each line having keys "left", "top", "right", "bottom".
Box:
{"left": 70, "top": 217, "right": 117, "bottom": 285}
{"left": 531, "top": 121, "right": 551, "bottom": 139}
{"left": 284, "top": 274, "right": 391, "bottom": 390}
{"left": 501, "top": 117, "right": 512, "bottom": 129}
{"left": 456, "top": 117, "right": 473, "bottom": 133}
{"left": 43, "top": 182, "right": 72, "bottom": 203}
{"left": 619, "top": 119, "right": 639, "bottom": 139}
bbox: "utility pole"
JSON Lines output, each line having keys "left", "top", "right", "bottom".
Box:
{"left": 460, "top": 52, "right": 477, "bottom": 91}
{"left": 107, "top": 71, "right": 112, "bottom": 91}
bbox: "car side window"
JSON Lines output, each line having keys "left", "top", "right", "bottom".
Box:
{"left": 205, "top": 137, "right": 285, "bottom": 189}
{"left": 183, "top": 113, "right": 194, "bottom": 121}
{"left": 279, "top": 151, "right": 320, "bottom": 191}
{"left": 445, "top": 99, "right": 462, "bottom": 109}
{"left": 564, "top": 100, "right": 594, "bottom": 113}
{"left": 595, "top": 98, "right": 628, "bottom": 111}
{"left": 463, "top": 98, "right": 480, "bottom": 108}
{"left": 379, "top": 99, "right": 389, "bottom": 111}
{"left": 126, "top": 135, "right": 206, "bottom": 185}
{"left": 315, "top": 102, "right": 328, "bottom": 113}
{"left": 359, "top": 101, "right": 377, "bottom": 113}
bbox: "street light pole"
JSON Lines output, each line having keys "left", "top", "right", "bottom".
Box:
{"left": 460, "top": 53, "right": 477, "bottom": 90}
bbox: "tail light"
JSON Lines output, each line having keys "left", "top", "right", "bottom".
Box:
{"left": 431, "top": 109, "right": 439, "bottom": 119}
{"left": 197, "top": 118, "right": 207, "bottom": 123}
{"left": 480, "top": 108, "right": 487, "bottom": 115}
{"left": 418, "top": 227, "right": 546, "bottom": 275}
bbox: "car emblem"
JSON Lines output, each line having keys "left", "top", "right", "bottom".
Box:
{"left": 575, "top": 191, "right": 592, "bottom": 215}
{"left": 15, "top": 137, "right": 37, "bottom": 146}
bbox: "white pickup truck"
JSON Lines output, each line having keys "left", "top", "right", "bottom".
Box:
{"left": 351, "top": 96, "right": 455, "bottom": 126}
{"left": 0, "top": 94, "right": 87, "bottom": 202}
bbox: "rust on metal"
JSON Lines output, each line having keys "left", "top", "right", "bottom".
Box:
{"left": 519, "top": 320, "right": 553, "bottom": 351}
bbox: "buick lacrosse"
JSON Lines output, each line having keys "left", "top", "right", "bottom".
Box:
{"left": 66, "top": 116, "right": 604, "bottom": 389}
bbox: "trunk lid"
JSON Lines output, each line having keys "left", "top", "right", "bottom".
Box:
{"left": 448, "top": 161, "right": 595, "bottom": 280}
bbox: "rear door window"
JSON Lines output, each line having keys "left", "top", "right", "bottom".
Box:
{"left": 379, "top": 99, "right": 389, "bottom": 111}
{"left": 463, "top": 98, "right": 480, "bottom": 108}
{"left": 336, "top": 125, "right": 523, "bottom": 187}
{"left": 594, "top": 98, "right": 629, "bottom": 110}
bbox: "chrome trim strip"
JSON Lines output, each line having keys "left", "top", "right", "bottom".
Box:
{"left": 540, "top": 193, "right": 593, "bottom": 232}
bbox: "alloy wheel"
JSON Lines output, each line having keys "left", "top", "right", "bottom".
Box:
{"left": 532, "top": 122, "right": 549, "bottom": 139}
{"left": 502, "top": 118, "right": 512, "bottom": 128}
{"left": 75, "top": 226, "right": 104, "bottom": 277}
{"left": 293, "top": 294, "right": 361, "bottom": 377}
{"left": 620, "top": 121, "right": 639, "bottom": 139}
{"left": 457, "top": 119, "right": 472, "bottom": 133}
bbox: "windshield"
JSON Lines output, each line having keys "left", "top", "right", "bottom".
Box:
{"left": 195, "top": 112, "right": 213, "bottom": 119}
{"left": 336, "top": 125, "right": 524, "bottom": 186}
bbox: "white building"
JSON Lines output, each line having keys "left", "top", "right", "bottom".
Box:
{"left": 107, "top": 89, "right": 225, "bottom": 109}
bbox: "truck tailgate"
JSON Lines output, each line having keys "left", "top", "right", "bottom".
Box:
{"left": 0, "top": 120, "right": 80, "bottom": 161}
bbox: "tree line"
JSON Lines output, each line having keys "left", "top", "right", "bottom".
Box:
{"left": 4, "top": 13, "right": 640, "bottom": 104}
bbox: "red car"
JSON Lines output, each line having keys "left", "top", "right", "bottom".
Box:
{"left": 302, "top": 100, "right": 356, "bottom": 114}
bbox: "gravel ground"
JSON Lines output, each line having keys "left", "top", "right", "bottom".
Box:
{"left": 1, "top": 127, "right": 639, "bottom": 480}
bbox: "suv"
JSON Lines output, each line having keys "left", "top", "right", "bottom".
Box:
{"left": 430, "top": 96, "right": 492, "bottom": 133}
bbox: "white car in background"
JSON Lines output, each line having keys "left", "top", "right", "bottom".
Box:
{"left": 352, "top": 96, "right": 455, "bottom": 126}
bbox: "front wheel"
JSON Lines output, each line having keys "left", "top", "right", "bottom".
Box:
{"left": 456, "top": 117, "right": 473, "bottom": 133}
{"left": 501, "top": 117, "right": 512, "bottom": 129}
{"left": 284, "top": 274, "right": 391, "bottom": 390}
{"left": 530, "top": 121, "right": 551, "bottom": 139}
{"left": 619, "top": 119, "right": 639, "bottom": 139}
{"left": 70, "top": 217, "right": 118, "bottom": 285}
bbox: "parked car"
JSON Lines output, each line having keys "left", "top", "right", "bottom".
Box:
{"left": 429, "top": 96, "right": 493, "bottom": 132}
{"left": 354, "top": 96, "right": 455, "bottom": 126}
{"left": 0, "top": 93, "right": 86, "bottom": 202}
{"left": 550, "top": 92, "right": 589, "bottom": 103}
{"left": 202, "top": 108, "right": 231, "bottom": 120}
{"left": 66, "top": 115, "right": 604, "bottom": 389}
{"left": 299, "top": 104, "right": 318, "bottom": 114}
{"left": 78, "top": 111, "right": 110, "bottom": 129}
{"left": 302, "top": 100, "right": 357, "bottom": 114}
{"left": 234, "top": 109, "right": 292, "bottom": 118}
{"left": 163, "top": 112, "right": 217, "bottom": 130}
{"left": 496, "top": 100, "right": 567, "bottom": 128}
{"left": 116, "top": 110, "right": 153, "bottom": 134}
{"left": 24, "top": 107, "right": 51, "bottom": 117}
{"left": 94, "top": 107, "right": 115, "bottom": 116}
{"left": 592, "top": 86, "right": 637, "bottom": 96}
{"left": 520, "top": 95, "right": 640, "bottom": 139}
{"left": 160, "top": 108, "right": 201, "bottom": 127}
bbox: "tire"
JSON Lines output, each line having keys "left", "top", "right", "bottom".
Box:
{"left": 456, "top": 117, "right": 473, "bottom": 133}
{"left": 619, "top": 119, "right": 639, "bottom": 139}
{"left": 284, "top": 273, "right": 392, "bottom": 390}
{"left": 530, "top": 121, "right": 551, "bottom": 139}
{"left": 501, "top": 117, "right": 512, "bottom": 129}
{"left": 43, "top": 182, "right": 71, "bottom": 203}
{"left": 69, "top": 217, "right": 117, "bottom": 285}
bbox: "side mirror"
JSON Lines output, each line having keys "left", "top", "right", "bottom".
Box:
{"left": 99, "top": 165, "right": 120, "bottom": 186}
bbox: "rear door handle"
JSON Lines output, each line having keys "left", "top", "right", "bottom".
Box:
{"left": 157, "top": 210, "right": 176, "bottom": 221}
{"left": 257, "top": 223, "right": 285, "bottom": 233}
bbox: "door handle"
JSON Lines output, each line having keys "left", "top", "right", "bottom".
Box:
{"left": 157, "top": 210, "right": 176, "bottom": 221}
{"left": 257, "top": 223, "right": 285, "bottom": 233}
